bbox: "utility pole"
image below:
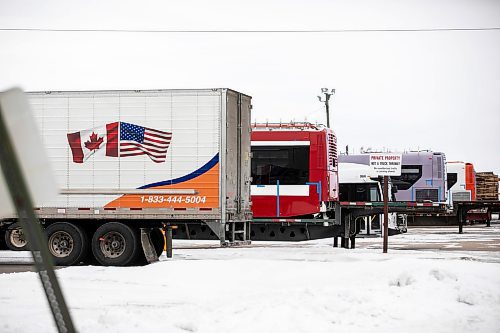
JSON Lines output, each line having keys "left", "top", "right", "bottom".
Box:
{"left": 317, "top": 88, "right": 335, "bottom": 128}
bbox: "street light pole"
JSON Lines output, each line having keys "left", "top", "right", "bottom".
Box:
{"left": 317, "top": 88, "right": 335, "bottom": 128}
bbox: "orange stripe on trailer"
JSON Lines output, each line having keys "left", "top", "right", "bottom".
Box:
{"left": 104, "top": 162, "right": 219, "bottom": 209}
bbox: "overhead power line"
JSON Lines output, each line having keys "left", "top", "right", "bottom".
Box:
{"left": 0, "top": 27, "right": 500, "bottom": 33}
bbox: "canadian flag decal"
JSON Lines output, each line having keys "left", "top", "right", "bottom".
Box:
{"left": 67, "top": 122, "right": 119, "bottom": 163}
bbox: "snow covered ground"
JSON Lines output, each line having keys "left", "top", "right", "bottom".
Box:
{"left": 1, "top": 224, "right": 500, "bottom": 333}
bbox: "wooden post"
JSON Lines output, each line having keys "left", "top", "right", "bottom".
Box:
{"left": 458, "top": 206, "right": 464, "bottom": 234}
{"left": 383, "top": 176, "right": 389, "bottom": 253}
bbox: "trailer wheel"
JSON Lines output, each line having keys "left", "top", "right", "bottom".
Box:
{"left": 92, "top": 222, "right": 138, "bottom": 266}
{"left": 46, "top": 223, "right": 89, "bottom": 266}
{"left": 5, "top": 223, "right": 28, "bottom": 251}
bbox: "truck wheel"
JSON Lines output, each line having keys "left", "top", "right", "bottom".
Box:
{"left": 151, "top": 228, "right": 165, "bottom": 257}
{"left": 46, "top": 222, "right": 89, "bottom": 266}
{"left": 92, "top": 222, "right": 138, "bottom": 266}
{"left": 5, "top": 223, "right": 28, "bottom": 251}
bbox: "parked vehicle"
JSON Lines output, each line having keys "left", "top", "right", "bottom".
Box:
{"left": 338, "top": 162, "right": 407, "bottom": 235}
{"left": 250, "top": 122, "right": 343, "bottom": 241}
{"left": 447, "top": 161, "right": 476, "bottom": 202}
{"left": 0, "top": 88, "right": 252, "bottom": 265}
{"left": 340, "top": 151, "right": 448, "bottom": 203}
{"left": 251, "top": 122, "right": 339, "bottom": 218}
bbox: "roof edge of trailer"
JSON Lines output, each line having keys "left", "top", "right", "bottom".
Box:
{"left": 25, "top": 88, "right": 252, "bottom": 99}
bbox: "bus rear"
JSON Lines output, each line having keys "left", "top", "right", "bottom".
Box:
{"left": 339, "top": 151, "right": 447, "bottom": 203}
{"left": 251, "top": 123, "right": 339, "bottom": 218}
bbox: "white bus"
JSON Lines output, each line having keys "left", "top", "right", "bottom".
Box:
{"left": 338, "top": 162, "right": 407, "bottom": 236}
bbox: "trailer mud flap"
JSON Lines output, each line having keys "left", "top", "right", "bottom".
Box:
{"left": 140, "top": 228, "right": 159, "bottom": 263}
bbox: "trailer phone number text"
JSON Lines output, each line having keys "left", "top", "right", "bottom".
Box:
{"left": 140, "top": 195, "right": 207, "bottom": 204}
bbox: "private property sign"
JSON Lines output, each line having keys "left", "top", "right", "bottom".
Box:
{"left": 369, "top": 153, "right": 402, "bottom": 176}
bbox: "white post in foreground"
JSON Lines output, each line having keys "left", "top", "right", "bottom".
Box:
{"left": 0, "top": 88, "right": 75, "bottom": 333}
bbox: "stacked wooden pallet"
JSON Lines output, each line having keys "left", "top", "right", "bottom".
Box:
{"left": 476, "top": 172, "right": 499, "bottom": 200}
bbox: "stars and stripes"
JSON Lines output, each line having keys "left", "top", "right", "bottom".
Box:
{"left": 119, "top": 122, "right": 171, "bottom": 163}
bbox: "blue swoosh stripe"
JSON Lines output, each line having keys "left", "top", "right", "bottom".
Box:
{"left": 139, "top": 154, "right": 219, "bottom": 189}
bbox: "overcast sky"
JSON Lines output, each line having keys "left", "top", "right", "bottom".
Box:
{"left": 1, "top": 0, "right": 499, "bottom": 174}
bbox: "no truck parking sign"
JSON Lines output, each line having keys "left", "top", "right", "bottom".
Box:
{"left": 369, "top": 153, "right": 402, "bottom": 176}
{"left": 369, "top": 153, "right": 402, "bottom": 253}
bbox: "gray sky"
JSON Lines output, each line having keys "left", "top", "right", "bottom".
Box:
{"left": 1, "top": 0, "right": 499, "bottom": 174}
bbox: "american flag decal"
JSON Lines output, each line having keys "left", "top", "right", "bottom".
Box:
{"left": 119, "top": 122, "right": 171, "bottom": 163}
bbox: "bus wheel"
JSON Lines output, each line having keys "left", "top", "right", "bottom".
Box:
{"left": 5, "top": 223, "right": 28, "bottom": 251}
{"left": 46, "top": 222, "right": 89, "bottom": 266}
{"left": 92, "top": 222, "right": 138, "bottom": 266}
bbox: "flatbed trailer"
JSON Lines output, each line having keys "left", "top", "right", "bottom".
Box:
{"left": 250, "top": 201, "right": 450, "bottom": 248}
{"left": 340, "top": 200, "right": 500, "bottom": 234}
{"left": 251, "top": 217, "right": 340, "bottom": 241}
{"left": 335, "top": 201, "right": 449, "bottom": 247}
{"left": 339, "top": 201, "right": 449, "bottom": 214}
{"left": 454, "top": 200, "right": 500, "bottom": 233}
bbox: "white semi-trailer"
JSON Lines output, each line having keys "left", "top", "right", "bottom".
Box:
{"left": 0, "top": 88, "right": 252, "bottom": 265}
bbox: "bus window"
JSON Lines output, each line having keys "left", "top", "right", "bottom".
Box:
{"left": 251, "top": 146, "right": 310, "bottom": 185}
{"left": 392, "top": 165, "right": 422, "bottom": 190}
{"left": 436, "top": 156, "right": 443, "bottom": 179}
{"left": 447, "top": 173, "right": 458, "bottom": 190}
{"left": 370, "top": 186, "right": 380, "bottom": 201}
{"left": 339, "top": 183, "right": 380, "bottom": 202}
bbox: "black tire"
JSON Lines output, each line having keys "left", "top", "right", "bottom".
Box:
{"left": 151, "top": 228, "right": 165, "bottom": 257}
{"left": 5, "top": 222, "right": 29, "bottom": 251}
{"left": 46, "top": 222, "right": 89, "bottom": 266}
{"left": 0, "top": 229, "right": 7, "bottom": 250}
{"left": 92, "top": 222, "right": 139, "bottom": 266}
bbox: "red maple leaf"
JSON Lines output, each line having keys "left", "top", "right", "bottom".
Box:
{"left": 84, "top": 132, "right": 104, "bottom": 151}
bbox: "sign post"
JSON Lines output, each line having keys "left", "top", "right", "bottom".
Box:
{"left": 369, "top": 153, "right": 402, "bottom": 253}
{"left": 383, "top": 175, "right": 389, "bottom": 253}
